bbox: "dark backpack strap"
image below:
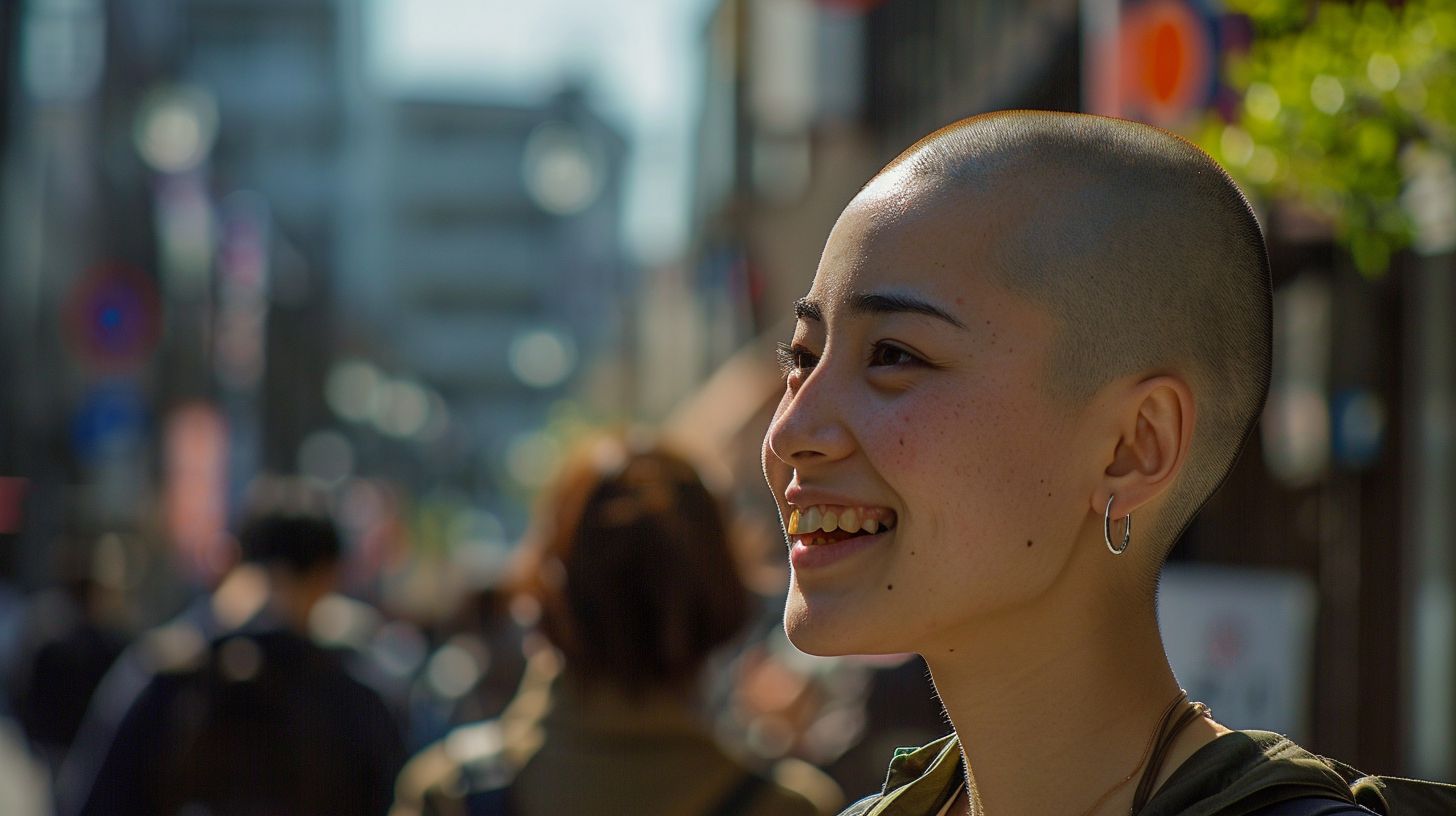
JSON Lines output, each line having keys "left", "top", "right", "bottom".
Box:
{"left": 463, "top": 785, "right": 513, "bottom": 816}
{"left": 708, "top": 771, "right": 770, "bottom": 816}
{"left": 1247, "top": 796, "right": 1377, "bottom": 816}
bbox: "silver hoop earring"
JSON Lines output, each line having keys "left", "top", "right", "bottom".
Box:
{"left": 1104, "top": 494, "right": 1132, "bottom": 555}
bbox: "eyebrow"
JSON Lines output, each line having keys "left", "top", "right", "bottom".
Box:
{"left": 793, "top": 291, "right": 967, "bottom": 330}
{"left": 793, "top": 298, "right": 822, "bottom": 321}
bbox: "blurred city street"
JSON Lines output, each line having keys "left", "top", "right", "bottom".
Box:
{"left": 1, "top": 0, "right": 1454, "bottom": 813}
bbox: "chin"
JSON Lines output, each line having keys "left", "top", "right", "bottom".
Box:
{"left": 783, "top": 585, "right": 904, "bottom": 657}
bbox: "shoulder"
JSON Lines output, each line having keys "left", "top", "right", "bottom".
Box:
{"left": 138, "top": 621, "right": 208, "bottom": 675}
{"left": 1142, "top": 731, "right": 1360, "bottom": 816}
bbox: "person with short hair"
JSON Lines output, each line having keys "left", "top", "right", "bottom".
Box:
{"left": 60, "top": 487, "right": 404, "bottom": 816}
{"left": 762, "top": 111, "right": 1369, "bottom": 816}
{"left": 392, "top": 438, "right": 838, "bottom": 816}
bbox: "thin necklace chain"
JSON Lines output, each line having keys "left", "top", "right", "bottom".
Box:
{"left": 960, "top": 689, "right": 1192, "bottom": 816}
{"left": 1073, "top": 690, "right": 1191, "bottom": 816}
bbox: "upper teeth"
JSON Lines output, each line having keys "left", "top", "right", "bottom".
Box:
{"left": 787, "top": 505, "right": 895, "bottom": 536}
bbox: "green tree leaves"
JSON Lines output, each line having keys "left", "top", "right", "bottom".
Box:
{"left": 1196, "top": 0, "right": 1456, "bottom": 275}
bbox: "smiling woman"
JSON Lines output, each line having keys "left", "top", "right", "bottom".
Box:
{"left": 760, "top": 111, "right": 1373, "bottom": 816}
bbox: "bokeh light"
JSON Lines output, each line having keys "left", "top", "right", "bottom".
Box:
{"left": 508, "top": 328, "right": 576, "bottom": 389}
{"left": 132, "top": 85, "right": 219, "bottom": 174}
{"left": 522, "top": 122, "right": 604, "bottom": 215}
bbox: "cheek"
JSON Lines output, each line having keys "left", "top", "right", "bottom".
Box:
{"left": 877, "top": 384, "right": 1067, "bottom": 525}
{"left": 876, "top": 388, "right": 1026, "bottom": 474}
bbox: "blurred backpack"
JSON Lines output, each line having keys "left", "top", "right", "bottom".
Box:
{"left": 155, "top": 629, "right": 398, "bottom": 816}
{"left": 1245, "top": 759, "right": 1456, "bottom": 816}
{"left": 1321, "top": 758, "right": 1456, "bottom": 816}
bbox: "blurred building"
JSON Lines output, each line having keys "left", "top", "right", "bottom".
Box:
{"left": 677, "top": 0, "right": 1454, "bottom": 782}
{"left": 0, "top": 0, "right": 634, "bottom": 590}
{"left": 0, "top": 0, "right": 21, "bottom": 487}
{"left": 339, "top": 88, "right": 628, "bottom": 529}
{"left": 1, "top": 0, "right": 152, "bottom": 583}
{"left": 169, "top": 0, "right": 354, "bottom": 475}
{"left": 0, "top": 0, "right": 363, "bottom": 595}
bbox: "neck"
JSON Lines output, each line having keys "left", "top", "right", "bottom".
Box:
{"left": 924, "top": 583, "right": 1222, "bottom": 816}
{"left": 215, "top": 563, "right": 329, "bottom": 634}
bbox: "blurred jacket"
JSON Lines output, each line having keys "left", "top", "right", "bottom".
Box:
{"left": 393, "top": 651, "right": 836, "bottom": 816}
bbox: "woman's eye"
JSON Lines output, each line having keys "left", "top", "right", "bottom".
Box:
{"left": 775, "top": 343, "right": 818, "bottom": 376}
{"left": 868, "top": 343, "right": 921, "bottom": 368}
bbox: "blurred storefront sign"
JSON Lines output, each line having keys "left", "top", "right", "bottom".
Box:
{"left": 215, "top": 192, "right": 271, "bottom": 392}
{"left": 0, "top": 477, "right": 28, "bottom": 535}
{"left": 69, "top": 380, "right": 147, "bottom": 464}
{"left": 1083, "top": 0, "right": 1222, "bottom": 127}
{"left": 164, "top": 402, "right": 231, "bottom": 584}
{"left": 1330, "top": 388, "right": 1386, "bottom": 471}
{"left": 1403, "top": 145, "right": 1456, "bottom": 257}
{"left": 68, "top": 378, "right": 154, "bottom": 525}
{"left": 1160, "top": 563, "right": 1319, "bottom": 742}
{"left": 155, "top": 174, "right": 216, "bottom": 299}
{"left": 1262, "top": 273, "right": 1333, "bottom": 487}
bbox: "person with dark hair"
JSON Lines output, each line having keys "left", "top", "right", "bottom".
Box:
{"left": 393, "top": 437, "right": 837, "bottom": 816}
{"left": 59, "top": 486, "right": 404, "bottom": 816}
{"left": 761, "top": 111, "right": 1374, "bottom": 815}
{"left": 6, "top": 538, "right": 129, "bottom": 778}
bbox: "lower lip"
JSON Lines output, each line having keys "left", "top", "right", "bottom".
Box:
{"left": 789, "top": 530, "right": 889, "bottom": 572}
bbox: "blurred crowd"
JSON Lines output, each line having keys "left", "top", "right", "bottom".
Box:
{"left": 0, "top": 435, "right": 950, "bottom": 816}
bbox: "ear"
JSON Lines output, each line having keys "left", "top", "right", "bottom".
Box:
{"left": 1094, "top": 375, "right": 1195, "bottom": 519}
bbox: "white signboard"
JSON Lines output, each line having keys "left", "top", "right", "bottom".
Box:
{"left": 1158, "top": 564, "right": 1318, "bottom": 742}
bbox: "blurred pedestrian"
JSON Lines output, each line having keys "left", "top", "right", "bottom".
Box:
{"left": 393, "top": 437, "right": 839, "bottom": 816}
{"left": 59, "top": 484, "right": 404, "bottom": 816}
{"left": 404, "top": 581, "right": 531, "bottom": 752}
{"left": 6, "top": 537, "right": 129, "bottom": 778}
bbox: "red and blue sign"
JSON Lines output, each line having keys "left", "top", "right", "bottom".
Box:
{"left": 63, "top": 262, "right": 162, "bottom": 372}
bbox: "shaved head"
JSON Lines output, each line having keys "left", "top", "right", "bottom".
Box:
{"left": 870, "top": 111, "right": 1272, "bottom": 560}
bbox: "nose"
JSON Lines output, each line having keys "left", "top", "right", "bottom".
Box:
{"left": 764, "top": 361, "right": 855, "bottom": 470}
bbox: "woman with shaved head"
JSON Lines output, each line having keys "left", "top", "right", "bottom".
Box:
{"left": 762, "top": 112, "right": 1372, "bottom": 816}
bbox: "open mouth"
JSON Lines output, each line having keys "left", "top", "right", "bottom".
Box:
{"left": 787, "top": 504, "right": 898, "bottom": 546}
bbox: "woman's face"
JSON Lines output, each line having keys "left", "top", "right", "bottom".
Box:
{"left": 762, "top": 179, "right": 1101, "bottom": 658}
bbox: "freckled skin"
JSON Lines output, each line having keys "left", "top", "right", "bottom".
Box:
{"left": 763, "top": 176, "right": 1101, "bottom": 658}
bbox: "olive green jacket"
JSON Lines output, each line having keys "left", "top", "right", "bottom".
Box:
{"left": 392, "top": 654, "right": 836, "bottom": 816}
{"left": 838, "top": 731, "right": 1361, "bottom": 816}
